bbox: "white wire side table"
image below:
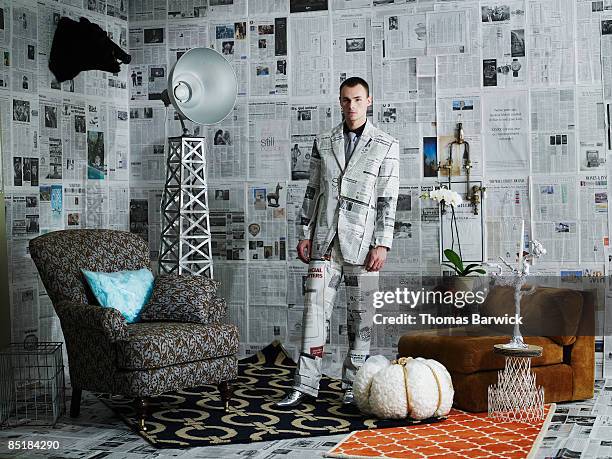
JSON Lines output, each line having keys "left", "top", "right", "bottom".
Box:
{"left": 488, "top": 344, "right": 545, "bottom": 423}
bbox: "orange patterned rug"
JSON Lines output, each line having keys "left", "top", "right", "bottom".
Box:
{"left": 325, "top": 404, "right": 554, "bottom": 459}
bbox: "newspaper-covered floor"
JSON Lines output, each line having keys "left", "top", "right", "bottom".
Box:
{"left": 1, "top": 380, "right": 611, "bottom": 458}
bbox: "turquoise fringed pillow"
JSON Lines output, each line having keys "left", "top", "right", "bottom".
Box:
{"left": 82, "top": 268, "right": 154, "bottom": 323}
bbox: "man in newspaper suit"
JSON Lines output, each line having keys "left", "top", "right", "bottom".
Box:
{"left": 276, "top": 77, "right": 399, "bottom": 407}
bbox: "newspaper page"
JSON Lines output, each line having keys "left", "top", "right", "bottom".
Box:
{"left": 371, "top": 13, "right": 384, "bottom": 99}
{"left": 109, "top": 185, "right": 129, "bottom": 230}
{"left": 287, "top": 260, "right": 308, "bottom": 307}
{"left": 420, "top": 184, "right": 441, "bottom": 269}
{"left": 0, "top": 0, "right": 10, "bottom": 47}
{"left": 208, "top": 0, "right": 247, "bottom": 18}
{"left": 39, "top": 184, "right": 63, "bottom": 232}
{"left": 480, "top": 1, "right": 526, "bottom": 89}
{"left": 290, "top": 13, "right": 331, "bottom": 98}
{"left": 436, "top": 53, "right": 480, "bottom": 91}
{"left": 249, "top": 302, "right": 288, "bottom": 344}
{"left": 417, "top": 71, "right": 436, "bottom": 123}
{"left": 383, "top": 10, "right": 426, "bottom": 59}
{"left": 209, "top": 182, "right": 247, "bottom": 260}
{"left": 576, "top": 0, "right": 602, "bottom": 84}
{"left": 0, "top": 38, "right": 9, "bottom": 91}
{"left": 436, "top": 94, "right": 483, "bottom": 178}
{"left": 577, "top": 85, "right": 606, "bottom": 171}
{"left": 167, "top": 0, "right": 207, "bottom": 19}
{"left": 482, "top": 91, "right": 529, "bottom": 174}
{"left": 7, "top": 193, "right": 38, "bottom": 240}
{"left": 5, "top": 225, "right": 37, "bottom": 286}
{"left": 167, "top": 22, "right": 208, "bottom": 68}
{"left": 375, "top": 102, "right": 420, "bottom": 181}
{"left": 531, "top": 176, "right": 579, "bottom": 263}
{"left": 440, "top": 181, "right": 484, "bottom": 263}
{"left": 86, "top": 183, "right": 110, "bottom": 228}
{"left": 129, "top": 186, "right": 163, "bottom": 260}
{"left": 0, "top": 95, "right": 10, "bottom": 184}
{"left": 129, "top": 23, "right": 166, "bottom": 101}
{"left": 287, "top": 182, "right": 306, "bottom": 260}
{"left": 40, "top": 94, "right": 63, "bottom": 182}
{"left": 527, "top": 0, "right": 575, "bottom": 85}
{"left": 210, "top": 20, "right": 248, "bottom": 60}
{"left": 86, "top": 0, "right": 106, "bottom": 15}
{"left": 107, "top": 0, "right": 128, "bottom": 19}
{"left": 61, "top": 98, "right": 87, "bottom": 182}
{"left": 579, "top": 174, "right": 608, "bottom": 263}
{"left": 210, "top": 20, "right": 248, "bottom": 96}
{"left": 200, "top": 102, "right": 248, "bottom": 180}
{"left": 386, "top": 185, "right": 420, "bottom": 265}
{"left": 426, "top": 9, "right": 469, "bottom": 56}
{"left": 603, "top": 15, "right": 612, "bottom": 100}
{"left": 290, "top": 103, "right": 333, "bottom": 180}
{"left": 215, "top": 262, "right": 248, "bottom": 347}
{"left": 332, "top": 0, "right": 370, "bottom": 10}
{"left": 484, "top": 177, "right": 530, "bottom": 262}
{"left": 10, "top": 281, "right": 39, "bottom": 345}
{"left": 248, "top": 263, "right": 287, "bottom": 308}
{"left": 332, "top": 12, "right": 371, "bottom": 90}
{"left": 248, "top": 0, "right": 288, "bottom": 16}
{"left": 12, "top": 1, "right": 37, "bottom": 95}
{"left": 249, "top": 17, "right": 288, "bottom": 96}
{"left": 247, "top": 181, "right": 287, "bottom": 261}
{"left": 129, "top": 103, "right": 166, "bottom": 183}
{"left": 248, "top": 101, "right": 290, "bottom": 179}
{"left": 12, "top": 95, "right": 39, "bottom": 186}
{"left": 434, "top": 1, "right": 480, "bottom": 91}
{"left": 248, "top": 264, "right": 288, "bottom": 341}
{"left": 530, "top": 88, "right": 576, "bottom": 173}
{"left": 13, "top": 147, "right": 37, "bottom": 190}
{"left": 36, "top": 2, "right": 61, "bottom": 91}
{"left": 383, "top": 59, "right": 417, "bottom": 101}
{"left": 107, "top": 105, "right": 129, "bottom": 181}
{"left": 86, "top": 101, "right": 108, "bottom": 181}
{"left": 64, "top": 183, "right": 85, "bottom": 229}
{"left": 107, "top": 20, "right": 129, "bottom": 101}
{"left": 129, "top": 0, "right": 166, "bottom": 22}
{"left": 82, "top": 14, "right": 110, "bottom": 99}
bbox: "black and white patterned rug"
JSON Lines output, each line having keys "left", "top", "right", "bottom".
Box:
{"left": 99, "top": 341, "right": 441, "bottom": 448}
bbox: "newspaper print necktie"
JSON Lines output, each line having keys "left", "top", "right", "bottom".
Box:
{"left": 345, "top": 131, "right": 358, "bottom": 165}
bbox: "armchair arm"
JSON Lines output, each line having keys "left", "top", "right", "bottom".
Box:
{"left": 55, "top": 300, "right": 129, "bottom": 342}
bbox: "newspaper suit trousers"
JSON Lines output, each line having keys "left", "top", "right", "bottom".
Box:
{"left": 293, "top": 240, "right": 379, "bottom": 397}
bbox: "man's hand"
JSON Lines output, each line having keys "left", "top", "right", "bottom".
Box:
{"left": 365, "top": 246, "right": 388, "bottom": 272}
{"left": 297, "top": 239, "right": 311, "bottom": 264}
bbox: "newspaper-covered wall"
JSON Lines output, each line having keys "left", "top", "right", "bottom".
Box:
{"left": 3, "top": 1, "right": 130, "bottom": 356}
{"left": 3, "top": 0, "right": 611, "bottom": 378}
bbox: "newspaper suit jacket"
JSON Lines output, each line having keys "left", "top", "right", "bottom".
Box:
{"left": 298, "top": 120, "right": 400, "bottom": 265}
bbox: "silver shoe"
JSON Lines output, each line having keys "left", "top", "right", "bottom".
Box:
{"left": 342, "top": 388, "right": 355, "bottom": 405}
{"left": 275, "top": 390, "right": 310, "bottom": 408}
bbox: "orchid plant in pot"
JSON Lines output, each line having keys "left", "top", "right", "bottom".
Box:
{"left": 421, "top": 187, "right": 485, "bottom": 293}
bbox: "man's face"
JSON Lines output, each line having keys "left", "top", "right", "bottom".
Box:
{"left": 339, "top": 84, "right": 371, "bottom": 125}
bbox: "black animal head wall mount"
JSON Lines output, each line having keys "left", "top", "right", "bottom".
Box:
{"left": 49, "top": 16, "right": 131, "bottom": 83}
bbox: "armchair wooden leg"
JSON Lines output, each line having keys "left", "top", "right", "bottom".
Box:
{"left": 70, "top": 388, "right": 82, "bottom": 417}
{"left": 217, "top": 381, "right": 233, "bottom": 412}
{"left": 137, "top": 397, "right": 148, "bottom": 431}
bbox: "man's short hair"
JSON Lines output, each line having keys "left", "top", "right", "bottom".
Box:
{"left": 340, "top": 77, "right": 369, "bottom": 96}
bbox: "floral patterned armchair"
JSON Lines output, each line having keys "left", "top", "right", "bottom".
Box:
{"left": 29, "top": 229, "right": 239, "bottom": 430}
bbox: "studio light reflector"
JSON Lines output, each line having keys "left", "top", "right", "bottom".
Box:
{"left": 167, "top": 47, "right": 238, "bottom": 125}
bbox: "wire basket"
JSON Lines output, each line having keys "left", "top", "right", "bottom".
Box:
{"left": 0, "top": 342, "right": 66, "bottom": 427}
